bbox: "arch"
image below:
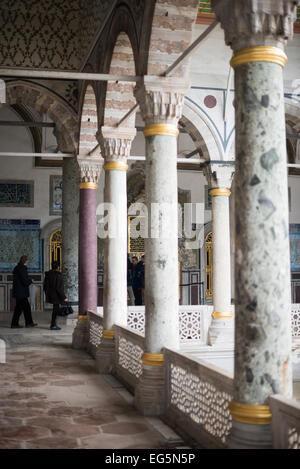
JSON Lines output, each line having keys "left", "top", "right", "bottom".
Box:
{"left": 41, "top": 218, "right": 62, "bottom": 273}
{"left": 79, "top": 84, "right": 99, "bottom": 156}
{"left": 181, "top": 101, "right": 223, "bottom": 161}
{"left": 95, "top": 4, "right": 139, "bottom": 129}
{"left": 285, "top": 99, "right": 300, "bottom": 132}
{"left": 102, "top": 31, "right": 137, "bottom": 128}
{"left": 147, "top": 1, "right": 199, "bottom": 77}
{"left": 50, "top": 229, "right": 62, "bottom": 272}
{"left": 6, "top": 81, "right": 78, "bottom": 153}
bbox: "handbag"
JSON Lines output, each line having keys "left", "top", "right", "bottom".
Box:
{"left": 57, "top": 302, "right": 74, "bottom": 317}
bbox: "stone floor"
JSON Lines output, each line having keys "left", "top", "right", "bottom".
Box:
{"left": 0, "top": 319, "right": 191, "bottom": 450}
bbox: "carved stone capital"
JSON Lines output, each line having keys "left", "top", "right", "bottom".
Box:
{"left": 97, "top": 126, "right": 136, "bottom": 163}
{"left": 211, "top": 0, "right": 299, "bottom": 51}
{"left": 77, "top": 156, "right": 103, "bottom": 184}
{"left": 204, "top": 162, "right": 235, "bottom": 190}
{"left": 134, "top": 76, "right": 190, "bottom": 126}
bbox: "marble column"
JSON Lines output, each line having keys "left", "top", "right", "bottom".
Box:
{"left": 134, "top": 76, "right": 190, "bottom": 415}
{"left": 96, "top": 127, "right": 136, "bottom": 373}
{"left": 72, "top": 159, "right": 102, "bottom": 350}
{"left": 205, "top": 164, "right": 234, "bottom": 347}
{"left": 212, "top": 0, "right": 298, "bottom": 449}
{"left": 62, "top": 156, "right": 79, "bottom": 307}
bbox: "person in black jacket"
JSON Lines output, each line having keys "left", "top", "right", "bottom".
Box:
{"left": 43, "top": 261, "right": 68, "bottom": 330}
{"left": 11, "top": 255, "right": 37, "bottom": 328}
{"left": 132, "top": 255, "right": 143, "bottom": 306}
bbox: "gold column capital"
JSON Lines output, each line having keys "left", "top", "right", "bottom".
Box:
{"left": 209, "top": 188, "right": 231, "bottom": 197}
{"left": 77, "top": 315, "right": 88, "bottom": 322}
{"left": 103, "top": 161, "right": 128, "bottom": 171}
{"left": 142, "top": 352, "right": 164, "bottom": 366}
{"left": 212, "top": 311, "right": 233, "bottom": 319}
{"left": 102, "top": 329, "right": 115, "bottom": 339}
{"left": 143, "top": 123, "right": 179, "bottom": 138}
{"left": 79, "top": 182, "right": 98, "bottom": 190}
{"left": 229, "top": 401, "right": 272, "bottom": 425}
{"left": 230, "top": 46, "right": 288, "bottom": 69}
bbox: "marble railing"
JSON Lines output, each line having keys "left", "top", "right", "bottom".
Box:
{"left": 114, "top": 324, "right": 145, "bottom": 393}
{"left": 291, "top": 304, "right": 300, "bottom": 339}
{"left": 270, "top": 395, "right": 300, "bottom": 449}
{"left": 86, "top": 311, "right": 300, "bottom": 449}
{"left": 87, "top": 310, "right": 103, "bottom": 358}
{"left": 164, "top": 348, "right": 233, "bottom": 449}
{"left": 97, "top": 305, "right": 213, "bottom": 346}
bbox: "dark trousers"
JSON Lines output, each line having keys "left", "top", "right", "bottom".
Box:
{"left": 51, "top": 304, "right": 60, "bottom": 327}
{"left": 11, "top": 298, "right": 33, "bottom": 327}
{"left": 133, "top": 288, "right": 143, "bottom": 306}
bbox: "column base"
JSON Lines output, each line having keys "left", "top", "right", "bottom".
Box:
{"left": 207, "top": 315, "right": 234, "bottom": 346}
{"left": 95, "top": 338, "right": 115, "bottom": 374}
{"left": 227, "top": 420, "right": 272, "bottom": 449}
{"left": 72, "top": 318, "right": 89, "bottom": 350}
{"left": 134, "top": 363, "right": 165, "bottom": 416}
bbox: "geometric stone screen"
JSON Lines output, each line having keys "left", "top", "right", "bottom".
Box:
{"left": 0, "top": 219, "right": 41, "bottom": 271}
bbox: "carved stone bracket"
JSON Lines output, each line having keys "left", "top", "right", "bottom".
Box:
{"left": 211, "top": 0, "right": 299, "bottom": 50}
{"left": 204, "top": 162, "right": 235, "bottom": 190}
{"left": 77, "top": 156, "right": 103, "bottom": 184}
{"left": 97, "top": 126, "right": 136, "bottom": 163}
{"left": 134, "top": 76, "right": 190, "bottom": 126}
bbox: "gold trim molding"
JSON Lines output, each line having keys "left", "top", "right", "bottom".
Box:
{"left": 78, "top": 315, "right": 88, "bottom": 322}
{"left": 102, "top": 329, "right": 115, "bottom": 339}
{"left": 79, "top": 182, "right": 98, "bottom": 190}
{"left": 212, "top": 311, "right": 233, "bottom": 319}
{"left": 209, "top": 188, "right": 231, "bottom": 197}
{"left": 229, "top": 401, "right": 272, "bottom": 425}
{"left": 103, "top": 161, "right": 128, "bottom": 171}
{"left": 230, "top": 46, "right": 288, "bottom": 69}
{"left": 143, "top": 123, "right": 179, "bottom": 137}
{"left": 142, "top": 352, "right": 164, "bottom": 366}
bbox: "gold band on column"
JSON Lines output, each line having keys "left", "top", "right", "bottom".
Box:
{"left": 102, "top": 329, "right": 115, "bottom": 339}
{"left": 79, "top": 182, "right": 98, "bottom": 190}
{"left": 230, "top": 46, "right": 288, "bottom": 69}
{"left": 78, "top": 315, "right": 88, "bottom": 322}
{"left": 142, "top": 353, "right": 164, "bottom": 366}
{"left": 229, "top": 401, "right": 272, "bottom": 425}
{"left": 212, "top": 311, "right": 233, "bottom": 319}
{"left": 209, "top": 188, "right": 231, "bottom": 197}
{"left": 143, "top": 123, "right": 179, "bottom": 138}
{"left": 103, "top": 161, "right": 128, "bottom": 171}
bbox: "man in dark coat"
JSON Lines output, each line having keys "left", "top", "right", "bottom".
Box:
{"left": 132, "top": 255, "right": 143, "bottom": 306}
{"left": 43, "top": 261, "right": 68, "bottom": 330}
{"left": 11, "top": 255, "right": 37, "bottom": 328}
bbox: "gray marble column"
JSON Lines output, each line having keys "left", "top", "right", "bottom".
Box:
{"left": 62, "top": 156, "right": 79, "bottom": 306}
{"left": 205, "top": 164, "right": 235, "bottom": 347}
{"left": 96, "top": 127, "right": 136, "bottom": 373}
{"left": 134, "top": 76, "right": 190, "bottom": 415}
{"left": 212, "top": 0, "right": 298, "bottom": 449}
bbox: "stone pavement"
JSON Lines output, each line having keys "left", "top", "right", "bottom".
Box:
{"left": 0, "top": 321, "right": 191, "bottom": 450}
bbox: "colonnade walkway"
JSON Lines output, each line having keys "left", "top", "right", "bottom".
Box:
{"left": 0, "top": 319, "right": 192, "bottom": 450}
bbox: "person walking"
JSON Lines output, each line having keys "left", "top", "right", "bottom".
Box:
{"left": 127, "top": 255, "right": 135, "bottom": 306}
{"left": 138, "top": 255, "right": 145, "bottom": 305}
{"left": 43, "top": 261, "right": 68, "bottom": 330}
{"left": 11, "top": 255, "right": 38, "bottom": 329}
{"left": 132, "top": 256, "right": 143, "bottom": 306}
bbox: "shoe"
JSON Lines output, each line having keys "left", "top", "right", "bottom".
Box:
{"left": 11, "top": 325, "right": 23, "bottom": 328}
{"left": 50, "top": 325, "right": 61, "bottom": 330}
{"left": 25, "top": 323, "right": 38, "bottom": 328}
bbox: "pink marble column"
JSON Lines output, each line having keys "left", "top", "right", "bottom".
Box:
{"left": 79, "top": 186, "right": 98, "bottom": 315}
{"left": 72, "top": 159, "right": 102, "bottom": 350}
